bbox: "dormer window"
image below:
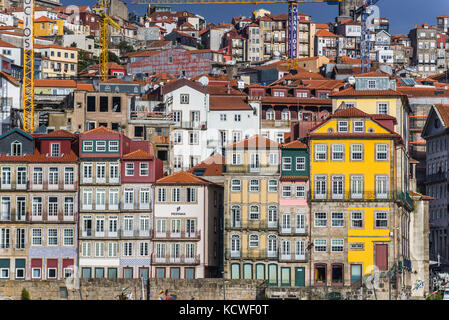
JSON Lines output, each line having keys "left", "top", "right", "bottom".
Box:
{"left": 96, "top": 141, "right": 106, "bottom": 152}
{"left": 83, "top": 141, "right": 93, "bottom": 152}
{"left": 51, "top": 143, "right": 60, "bottom": 157}
{"left": 353, "top": 121, "right": 365, "bottom": 133}
{"left": 11, "top": 141, "right": 22, "bottom": 156}
{"left": 368, "top": 80, "right": 376, "bottom": 89}
{"left": 337, "top": 121, "right": 349, "bottom": 132}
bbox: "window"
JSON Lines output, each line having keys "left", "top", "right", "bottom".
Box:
{"left": 124, "top": 242, "right": 133, "bottom": 256}
{"left": 234, "top": 114, "right": 241, "bottom": 122}
{"left": 96, "top": 141, "right": 106, "bottom": 152}
{"left": 314, "top": 239, "right": 327, "bottom": 252}
{"left": 353, "top": 121, "right": 364, "bottom": 132}
{"left": 231, "top": 179, "right": 241, "bottom": 192}
{"left": 63, "top": 229, "right": 74, "bottom": 246}
{"left": 368, "top": 80, "right": 376, "bottom": 89}
{"left": 331, "top": 175, "right": 344, "bottom": 199}
{"left": 331, "top": 239, "right": 344, "bottom": 252}
{"left": 282, "top": 185, "right": 292, "bottom": 197}
{"left": 0, "top": 228, "right": 10, "bottom": 248}
{"left": 108, "top": 243, "right": 118, "bottom": 257}
{"left": 315, "top": 144, "right": 327, "bottom": 161}
{"left": 51, "top": 143, "right": 60, "bottom": 157}
{"left": 331, "top": 264, "right": 344, "bottom": 284}
{"left": 269, "top": 153, "right": 278, "bottom": 166}
{"left": 140, "top": 242, "right": 149, "bottom": 256}
{"left": 315, "top": 264, "right": 326, "bottom": 284}
{"left": 180, "top": 94, "right": 189, "bottom": 104}
{"left": 376, "top": 144, "right": 388, "bottom": 161}
{"left": 337, "top": 121, "right": 349, "bottom": 132}
{"left": 375, "top": 212, "right": 388, "bottom": 228}
{"left": 173, "top": 131, "right": 182, "bottom": 144}
{"left": 32, "top": 228, "right": 42, "bottom": 245}
{"left": 83, "top": 163, "right": 92, "bottom": 180}
{"left": 11, "top": 141, "right": 22, "bottom": 156}
{"left": 314, "top": 212, "right": 327, "bottom": 227}
{"left": 351, "top": 264, "right": 362, "bottom": 285}
{"left": 172, "top": 188, "right": 181, "bottom": 202}
{"left": 332, "top": 212, "right": 344, "bottom": 227}
{"left": 220, "top": 114, "right": 227, "bottom": 121}
{"left": 158, "top": 188, "right": 166, "bottom": 202}
{"left": 32, "top": 197, "right": 42, "bottom": 217}
{"left": 296, "top": 157, "right": 305, "bottom": 171}
{"left": 109, "top": 141, "right": 119, "bottom": 152}
{"left": 174, "top": 156, "right": 182, "bottom": 169}
{"left": 189, "top": 132, "right": 198, "bottom": 145}
{"left": 125, "top": 163, "right": 134, "bottom": 176}
{"left": 296, "top": 185, "right": 305, "bottom": 198}
{"left": 95, "top": 242, "right": 105, "bottom": 257}
{"left": 249, "top": 234, "right": 259, "bottom": 248}
{"left": 186, "top": 187, "right": 196, "bottom": 202}
{"left": 124, "top": 188, "right": 134, "bottom": 206}
{"left": 377, "top": 103, "right": 388, "bottom": 114}
{"left": 351, "top": 144, "right": 363, "bottom": 161}
{"left": 49, "top": 167, "right": 58, "bottom": 185}
{"left": 17, "top": 167, "right": 26, "bottom": 185}
{"left": 349, "top": 243, "right": 364, "bottom": 250}
{"left": 1, "top": 167, "right": 10, "bottom": 186}
{"left": 249, "top": 205, "right": 259, "bottom": 220}
{"left": 231, "top": 153, "right": 242, "bottom": 165}
{"left": 315, "top": 176, "right": 327, "bottom": 199}
{"left": 16, "top": 228, "right": 25, "bottom": 249}
{"left": 350, "top": 175, "right": 363, "bottom": 199}
{"left": 351, "top": 211, "right": 363, "bottom": 228}
{"left": 268, "top": 180, "right": 278, "bottom": 192}
{"left": 249, "top": 179, "right": 259, "bottom": 192}
{"left": 83, "top": 141, "right": 93, "bottom": 152}
{"left": 64, "top": 167, "right": 74, "bottom": 185}
{"left": 33, "top": 167, "right": 43, "bottom": 185}
{"left": 48, "top": 228, "right": 58, "bottom": 246}
{"left": 282, "top": 157, "right": 291, "bottom": 171}
{"left": 233, "top": 131, "right": 241, "bottom": 143}
{"left": 48, "top": 197, "right": 58, "bottom": 217}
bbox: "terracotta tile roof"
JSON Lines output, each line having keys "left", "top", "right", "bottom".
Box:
{"left": 0, "top": 148, "right": 78, "bottom": 163}
{"left": 82, "top": 126, "right": 120, "bottom": 136}
{"left": 209, "top": 96, "right": 252, "bottom": 111}
{"left": 156, "top": 170, "right": 212, "bottom": 185}
{"left": 162, "top": 78, "right": 206, "bottom": 95}
{"left": 354, "top": 70, "right": 391, "bottom": 78}
{"left": 330, "top": 87, "right": 406, "bottom": 97}
{"left": 434, "top": 104, "right": 449, "bottom": 127}
{"left": 0, "top": 72, "right": 20, "bottom": 86}
{"left": 315, "top": 29, "right": 339, "bottom": 38}
{"left": 333, "top": 107, "right": 370, "bottom": 118}
{"left": 409, "top": 191, "right": 434, "bottom": 201}
{"left": 124, "top": 50, "right": 160, "bottom": 58}
{"left": 397, "top": 87, "right": 449, "bottom": 98}
{"left": 34, "top": 16, "right": 55, "bottom": 23}
{"left": 316, "top": 24, "right": 330, "bottom": 29}
{"left": 35, "top": 44, "right": 78, "bottom": 51}
{"left": 225, "top": 134, "right": 279, "bottom": 149}
{"left": 0, "top": 40, "right": 18, "bottom": 48}
{"left": 261, "top": 97, "right": 331, "bottom": 105}
{"left": 76, "top": 82, "right": 95, "bottom": 91}
{"left": 43, "top": 129, "right": 77, "bottom": 139}
{"left": 282, "top": 140, "right": 307, "bottom": 148}
{"left": 123, "top": 149, "right": 154, "bottom": 160}
{"left": 35, "top": 79, "right": 77, "bottom": 87}
{"left": 370, "top": 114, "right": 398, "bottom": 124}
{"left": 188, "top": 153, "right": 224, "bottom": 177}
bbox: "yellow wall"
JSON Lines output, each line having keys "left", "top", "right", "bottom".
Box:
{"left": 19, "top": 19, "right": 64, "bottom": 36}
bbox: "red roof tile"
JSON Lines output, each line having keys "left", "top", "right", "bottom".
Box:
{"left": 156, "top": 170, "right": 212, "bottom": 185}
{"left": 188, "top": 153, "right": 224, "bottom": 177}
{"left": 34, "top": 16, "right": 55, "bottom": 23}
{"left": 282, "top": 140, "right": 307, "bottom": 148}
{"left": 225, "top": 134, "right": 279, "bottom": 149}
{"left": 43, "top": 129, "right": 77, "bottom": 139}
{"left": 209, "top": 96, "right": 252, "bottom": 111}
{"left": 331, "top": 87, "right": 406, "bottom": 97}
{"left": 82, "top": 126, "right": 120, "bottom": 136}
{"left": 123, "top": 149, "right": 154, "bottom": 160}
{"left": 434, "top": 104, "right": 449, "bottom": 127}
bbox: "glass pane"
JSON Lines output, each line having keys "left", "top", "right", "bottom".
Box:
{"left": 108, "top": 268, "right": 117, "bottom": 279}
{"left": 231, "top": 264, "right": 240, "bottom": 279}
{"left": 256, "top": 264, "right": 265, "bottom": 280}
{"left": 243, "top": 264, "right": 252, "bottom": 279}
{"left": 268, "top": 264, "right": 277, "bottom": 285}
{"left": 185, "top": 268, "right": 194, "bottom": 279}
{"left": 351, "top": 265, "right": 362, "bottom": 284}
{"left": 171, "top": 268, "right": 180, "bottom": 279}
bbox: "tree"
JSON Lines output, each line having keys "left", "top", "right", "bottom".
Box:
{"left": 70, "top": 42, "right": 77, "bottom": 48}
{"left": 117, "top": 41, "right": 135, "bottom": 54}
{"left": 21, "top": 288, "right": 30, "bottom": 300}
{"left": 78, "top": 50, "right": 96, "bottom": 74}
{"left": 108, "top": 51, "right": 120, "bottom": 64}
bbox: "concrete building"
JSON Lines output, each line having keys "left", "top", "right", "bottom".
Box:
{"left": 409, "top": 24, "right": 438, "bottom": 77}
{"left": 339, "top": 0, "right": 363, "bottom": 17}
{"left": 153, "top": 171, "right": 222, "bottom": 279}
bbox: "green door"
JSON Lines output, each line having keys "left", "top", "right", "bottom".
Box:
{"left": 294, "top": 267, "right": 305, "bottom": 287}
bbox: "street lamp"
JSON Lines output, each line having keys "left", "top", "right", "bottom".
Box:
{"left": 222, "top": 271, "right": 226, "bottom": 300}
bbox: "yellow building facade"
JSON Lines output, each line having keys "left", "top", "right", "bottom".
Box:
{"left": 19, "top": 17, "right": 64, "bottom": 37}
{"left": 309, "top": 107, "right": 409, "bottom": 287}
{"left": 34, "top": 45, "right": 79, "bottom": 78}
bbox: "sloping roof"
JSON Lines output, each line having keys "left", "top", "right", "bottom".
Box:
{"left": 315, "top": 29, "right": 339, "bottom": 38}
{"left": 332, "top": 107, "right": 370, "bottom": 118}
{"left": 354, "top": 71, "right": 390, "bottom": 78}
{"left": 225, "top": 134, "right": 279, "bottom": 149}
{"left": 331, "top": 87, "right": 405, "bottom": 97}
{"left": 434, "top": 104, "right": 449, "bottom": 128}
{"left": 0, "top": 72, "right": 20, "bottom": 86}
{"left": 123, "top": 149, "right": 154, "bottom": 160}
{"left": 162, "top": 78, "right": 206, "bottom": 95}
{"left": 282, "top": 140, "right": 307, "bottom": 149}
{"left": 209, "top": 96, "right": 252, "bottom": 111}
{"left": 397, "top": 87, "right": 449, "bottom": 98}
{"left": 34, "top": 16, "right": 55, "bottom": 23}
{"left": 43, "top": 129, "right": 77, "bottom": 139}
{"left": 188, "top": 153, "right": 224, "bottom": 177}
{"left": 82, "top": 126, "right": 120, "bottom": 136}
{"left": 156, "top": 170, "right": 212, "bottom": 185}
{"left": 76, "top": 82, "right": 95, "bottom": 91}
{"left": 0, "top": 40, "right": 18, "bottom": 48}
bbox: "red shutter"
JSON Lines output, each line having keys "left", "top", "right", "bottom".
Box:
{"left": 375, "top": 244, "right": 388, "bottom": 271}
{"left": 31, "top": 258, "right": 42, "bottom": 268}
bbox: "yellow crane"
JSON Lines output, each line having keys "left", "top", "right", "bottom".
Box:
{"left": 22, "top": 0, "right": 34, "bottom": 134}
{"left": 131, "top": 0, "right": 341, "bottom": 69}
{"left": 94, "top": 0, "right": 122, "bottom": 81}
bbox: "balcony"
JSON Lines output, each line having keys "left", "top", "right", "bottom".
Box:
{"left": 153, "top": 230, "right": 201, "bottom": 240}
{"left": 152, "top": 254, "right": 200, "bottom": 265}
{"left": 279, "top": 225, "right": 307, "bottom": 235}
{"left": 278, "top": 252, "right": 307, "bottom": 262}
{"left": 174, "top": 121, "right": 207, "bottom": 130}
{"left": 0, "top": 181, "right": 29, "bottom": 191}
{"left": 129, "top": 110, "right": 174, "bottom": 123}
{"left": 223, "top": 165, "right": 280, "bottom": 175}
{"left": 0, "top": 211, "right": 28, "bottom": 222}
{"left": 225, "top": 249, "right": 280, "bottom": 260}
{"left": 226, "top": 219, "right": 276, "bottom": 231}
{"left": 310, "top": 191, "right": 396, "bottom": 202}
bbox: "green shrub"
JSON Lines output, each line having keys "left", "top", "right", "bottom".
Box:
{"left": 21, "top": 288, "right": 30, "bottom": 300}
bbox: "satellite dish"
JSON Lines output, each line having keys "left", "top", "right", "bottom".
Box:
{"left": 348, "top": 76, "right": 356, "bottom": 85}
{"left": 198, "top": 76, "right": 209, "bottom": 86}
